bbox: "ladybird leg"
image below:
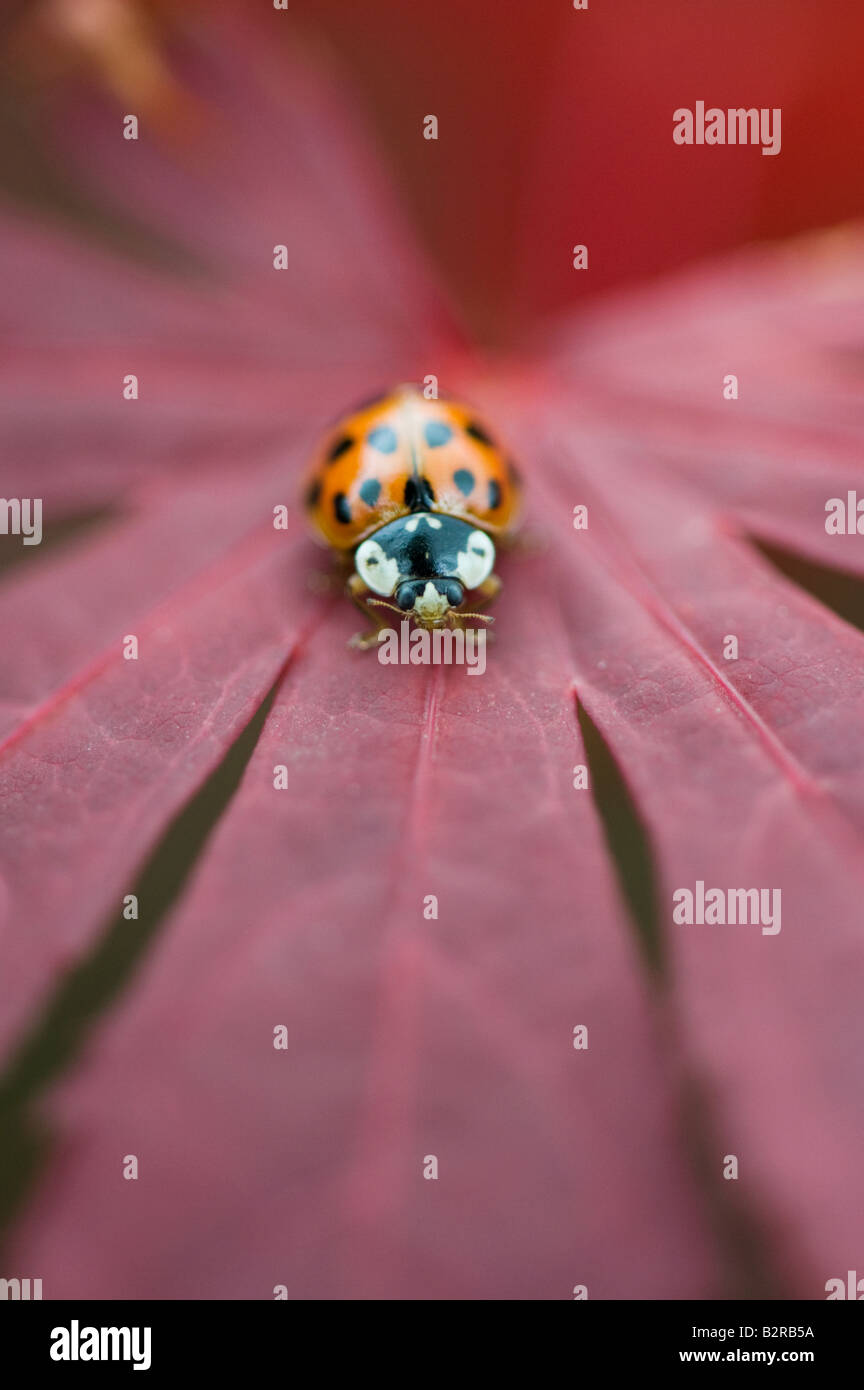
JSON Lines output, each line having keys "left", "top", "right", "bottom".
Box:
{"left": 446, "top": 573, "right": 500, "bottom": 635}
{"left": 470, "top": 572, "right": 502, "bottom": 610}
{"left": 346, "top": 572, "right": 397, "bottom": 650}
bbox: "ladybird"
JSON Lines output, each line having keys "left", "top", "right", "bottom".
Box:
{"left": 303, "top": 385, "right": 520, "bottom": 647}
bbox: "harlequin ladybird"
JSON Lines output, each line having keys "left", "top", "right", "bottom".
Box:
{"left": 303, "top": 385, "right": 520, "bottom": 647}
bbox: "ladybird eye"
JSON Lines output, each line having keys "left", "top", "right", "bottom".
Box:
{"left": 456, "top": 529, "right": 495, "bottom": 589}
{"left": 355, "top": 538, "right": 400, "bottom": 596}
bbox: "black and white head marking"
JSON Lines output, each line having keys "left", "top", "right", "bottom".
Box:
{"left": 456, "top": 529, "right": 495, "bottom": 590}
{"left": 354, "top": 536, "right": 401, "bottom": 595}
{"left": 353, "top": 512, "right": 495, "bottom": 608}
{"left": 403, "top": 513, "right": 443, "bottom": 533}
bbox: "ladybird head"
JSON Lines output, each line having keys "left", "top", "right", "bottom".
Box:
{"left": 354, "top": 513, "right": 495, "bottom": 626}
{"left": 395, "top": 577, "right": 464, "bottom": 621}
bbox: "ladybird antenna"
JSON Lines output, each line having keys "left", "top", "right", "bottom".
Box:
{"left": 367, "top": 598, "right": 405, "bottom": 615}
{"left": 452, "top": 611, "right": 495, "bottom": 625}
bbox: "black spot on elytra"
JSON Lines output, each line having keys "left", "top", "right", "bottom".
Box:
{"left": 359, "top": 478, "right": 381, "bottom": 507}
{"left": 424, "top": 420, "right": 453, "bottom": 448}
{"left": 333, "top": 493, "right": 352, "bottom": 524}
{"left": 488, "top": 479, "right": 502, "bottom": 509}
{"left": 465, "top": 421, "right": 494, "bottom": 446}
{"left": 404, "top": 476, "right": 435, "bottom": 510}
{"left": 453, "top": 468, "right": 475, "bottom": 496}
{"left": 305, "top": 479, "right": 322, "bottom": 509}
{"left": 367, "top": 425, "right": 398, "bottom": 454}
{"left": 326, "top": 435, "right": 353, "bottom": 463}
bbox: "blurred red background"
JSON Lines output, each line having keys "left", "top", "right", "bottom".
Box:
{"left": 3, "top": 0, "right": 864, "bottom": 346}
{"left": 304, "top": 0, "right": 864, "bottom": 343}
